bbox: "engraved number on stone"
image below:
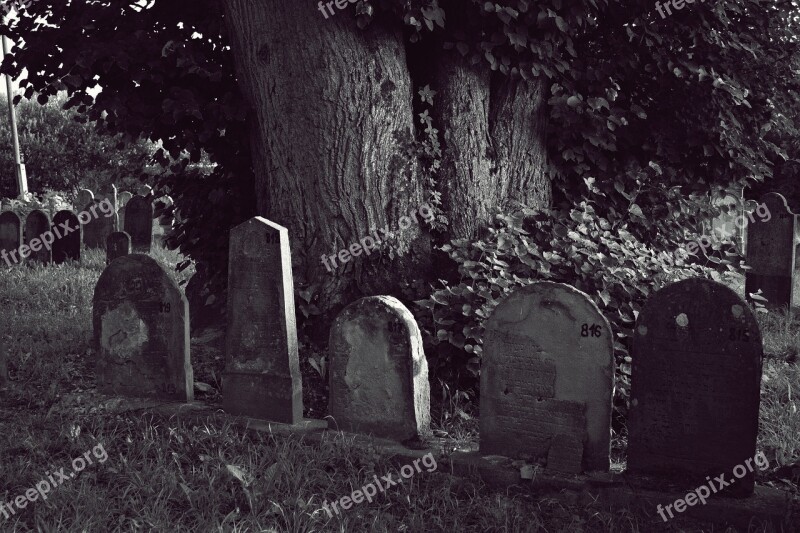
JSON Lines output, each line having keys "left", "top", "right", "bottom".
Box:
{"left": 160, "top": 302, "right": 171, "bottom": 313}
{"left": 729, "top": 327, "right": 750, "bottom": 342}
{"left": 581, "top": 323, "right": 602, "bottom": 337}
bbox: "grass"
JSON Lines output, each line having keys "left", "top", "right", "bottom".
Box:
{"left": 0, "top": 247, "right": 797, "bottom": 531}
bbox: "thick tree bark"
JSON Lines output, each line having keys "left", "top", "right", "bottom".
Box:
{"left": 222, "top": 0, "right": 426, "bottom": 314}
{"left": 433, "top": 51, "right": 551, "bottom": 239}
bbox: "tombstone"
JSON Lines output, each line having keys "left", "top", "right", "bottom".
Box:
{"left": 117, "top": 191, "right": 133, "bottom": 209}
{"left": 329, "top": 296, "right": 431, "bottom": 441}
{"left": 185, "top": 263, "right": 213, "bottom": 332}
{"left": 137, "top": 184, "right": 153, "bottom": 197}
{"left": 710, "top": 192, "right": 744, "bottom": 250}
{"left": 24, "top": 210, "right": 52, "bottom": 264}
{"left": 0, "top": 211, "right": 22, "bottom": 267}
{"left": 479, "top": 282, "right": 614, "bottom": 473}
{"left": 223, "top": 217, "right": 302, "bottom": 423}
{"left": 124, "top": 195, "right": 154, "bottom": 253}
{"left": 92, "top": 254, "right": 193, "bottom": 401}
{"left": 745, "top": 192, "right": 795, "bottom": 308}
{"left": 627, "top": 278, "right": 762, "bottom": 496}
{"left": 76, "top": 188, "right": 94, "bottom": 209}
{"left": 52, "top": 210, "right": 81, "bottom": 264}
{"left": 81, "top": 200, "right": 116, "bottom": 249}
{"left": 106, "top": 231, "right": 131, "bottom": 265}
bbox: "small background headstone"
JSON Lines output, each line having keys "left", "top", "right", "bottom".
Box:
{"left": 223, "top": 217, "right": 302, "bottom": 423}
{"left": 92, "top": 254, "right": 193, "bottom": 401}
{"left": 124, "top": 195, "right": 154, "bottom": 253}
{"left": 0, "top": 211, "right": 22, "bottom": 266}
{"left": 24, "top": 210, "right": 51, "bottom": 264}
{"left": 329, "top": 296, "right": 431, "bottom": 441}
{"left": 76, "top": 189, "right": 94, "bottom": 210}
{"left": 81, "top": 200, "right": 115, "bottom": 249}
{"left": 137, "top": 184, "right": 153, "bottom": 197}
{"left": 627, "top": 278, "right": 762, "bottom": 496}
{"left": 52, "top": 210, "right": 81, "bottom": 264}
{"left": 106, "top": 231, "right": 131, "bottom": 265}
{"left": 479, "top": 282, "right": 614, "bottom": 473}
{"left": 745, "top": 192, "right": 795, "bottom": 308}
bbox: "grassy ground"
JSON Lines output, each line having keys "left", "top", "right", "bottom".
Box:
{"left": 0, "top": 248, "right": 797, "bottom": 532}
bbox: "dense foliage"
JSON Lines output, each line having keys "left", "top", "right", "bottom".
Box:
{"left": 0, "top": 93, "right": 154, "bottom": 197}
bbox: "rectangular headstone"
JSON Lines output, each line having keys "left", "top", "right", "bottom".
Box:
{"left": 123, "top": 195, "right": 153, "bottom": 253}
{"left": 480, "top": 282, "right": 614, "bottom": 472}
{"left": 93, "top": 254, "right": 193, "bottom": 401}
{"left": 329, "top": 295, "right": 430, "bottom": 441}
{"left": 745, "top": 192, "right": 795, "bottom": 308}
{"left": 223, "top": 217, "right": 302, "bottom": 423}
{"left": 52, "top": 210, "right": 81, "bottom": 264}
{"left": 627, "top": 278, "right": 763, "bottom": 496}
{"left": 106, "top": 231, "right": 131, "bottom": 265}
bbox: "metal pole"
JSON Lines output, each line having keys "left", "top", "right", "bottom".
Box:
{"left": 2, "top": 35, "right": 26, "bottom": 198}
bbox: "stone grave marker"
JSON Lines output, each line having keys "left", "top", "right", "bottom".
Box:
{"left": 81, "top": 200, "right": 115, "bottom": 249}
{"left": 76, "top": 188, "right": 94, "bottom": 209}
{"left": 329, "top": 296, "right": 430, "bottom": 441}
{"left": 24, "top": 210, "right": 51, "bottom": 264}
{"left": 745, "top": 192, "right": 795, "bottom": 308}
{"left": 106, "top": 231, "right": 131, "bottom": 265}
{"left": 627, "top": 278, "right": 762, "bottom": 496}
{"left": 52, "top": 210, "right": 81, "bottom": 264}
{"left": 137, "top": 184, "right": 153, "bottom": 197}
{"left": 479, "top": 281, "right": 614, "bottom": 473}
{"left": 124, "top": 195, "right": 154, "bottom": 253}
{"left": 223, "top": 217, "right": 302, "bottom": 423}
{"left": 92, "top": 254, "right": 192, "bottom": 401}
{"left": 0, "top": 211, "right": 22, "bottom": 266}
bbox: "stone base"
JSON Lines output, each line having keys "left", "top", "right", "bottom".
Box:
{"left": 222, "top": 371, "right": 302, "bottom": 424}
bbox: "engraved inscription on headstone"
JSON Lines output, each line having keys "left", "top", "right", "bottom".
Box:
{"left": 745, "top": 192, "right": 795, "bottom": 308}
{"left": 92, "top": 254, "right": 193, "bottom": 401}
{"left": 480, "top": 282, "right": 614, "bottom": 472}
{"left": 627, "top": 278, "right": 763, "bottom": 496}
{"left": 52, "top": 210, "right": 81, "bottom": 264}
{"left": 329, "top": 296, "right": 431, "bottom": 441}
{"left": 223, "top": 217, "right": 302, "bottom": 423}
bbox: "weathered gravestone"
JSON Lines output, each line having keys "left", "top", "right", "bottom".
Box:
{"left": 745, "top": 192, "right": 795, "bottom": 308}
{"left": 480, "top": 282, "right": 614, "bottom": 473}
{"left": 24, "top": 210, "right": 51, "bottom": 264}
{"left": 223, "top": 217, "right": 302, "bottom": 423}
{"left": 137, "top": 184, "right": 153, "bottom": 197}
{"left": 81, "top": 200, "right": 115, "bottom": 249}
{"left": 0, "top": 211, "right": 22, "bottom": 266}
{"left": 92, "top": 254, "right": 193, "bottom": 401}
{"left": 76, "top": 188, "right": 94, "bottom": 210}
{"left": 627, "top": 278, "right": 762, "bottom": 496}
{"left": 124, "top": 195, "right": 153, "bottom": 253}
{"left": 329, "top": 296, "right": 431, "bottom": 441}
{"left": 52, "top": 210, "right": 81, "bottom": 264}
{"left": 106, "top": 231, "right": 131, "bottom": 265}
{"left": 117, "top": 191, "right": 133, "bottom": 230}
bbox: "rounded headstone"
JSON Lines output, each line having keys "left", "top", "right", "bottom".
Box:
{"left": 92, "top": 254, "right": 193, "bottom": 401}
{"left": 479, "top": 281, "right": 614, "bottom": 473}
{"left": 0, "top": 211, "right": 22, "bottom": 266}
{"left": 627, "top": 278, "right": 763, "bottom": 496}
{"left": 329, "top": 295, "right": 431, "bottom": 441}
{"left": 76, "top": 189, "right": 94, "bottom": 209}
{"left": 24, "top": 210, "right": 52, "bottom": 264}
{"left": 106, "top": 231, "right": 131, "bottom": 265}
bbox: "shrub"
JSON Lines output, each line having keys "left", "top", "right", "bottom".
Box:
{"left": 415, "top": 202, "right": 738, "bottom": 419}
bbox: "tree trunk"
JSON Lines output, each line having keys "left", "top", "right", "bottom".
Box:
{"left": 222, "top": 0, "right": 426, "bottom": 316}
